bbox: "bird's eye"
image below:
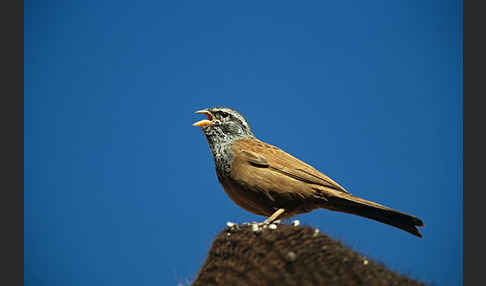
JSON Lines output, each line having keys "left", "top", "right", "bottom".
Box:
{"left": 220, "top": 112, "right": 229, "bottom": 118}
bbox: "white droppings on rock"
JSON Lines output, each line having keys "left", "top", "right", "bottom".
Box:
{"left": 268, "top": 224, "right": 277, "bottom": 230}
{"left": 287, "top": 251, "right": 297, "bottom": 262}
{"left": 227, "top": 232, "right": 231, "bottom": 237}
{"left": 291, "top": 220, "right": 300, "bottom": 227}
{"left": 251, "top": 223, "right": 260, "bottom": 232}
{"left": 363, "top": 259, "right": 369, "bottom": 265}
{"left": 313, "top": 228, "right": 320, "bottom": 237}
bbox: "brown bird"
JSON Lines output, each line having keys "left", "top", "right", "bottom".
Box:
{"left": 193, "top": 107, "right": 424, "bottom": 237}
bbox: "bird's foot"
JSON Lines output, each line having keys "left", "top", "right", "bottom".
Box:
{"left": 261, "top": 208, "right": 286, "bottom": 225}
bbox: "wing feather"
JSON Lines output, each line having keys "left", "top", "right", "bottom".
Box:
{"left": 234, "top": 138, "right": 348, "bottom": 194}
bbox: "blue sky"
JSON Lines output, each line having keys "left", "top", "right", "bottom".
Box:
{"left": 25, "top": 1, "right": 462, "bottom": 285}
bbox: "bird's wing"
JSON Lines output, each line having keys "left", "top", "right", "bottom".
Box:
{"left": 233, "top": 138, "right": 349, "bottom": 194}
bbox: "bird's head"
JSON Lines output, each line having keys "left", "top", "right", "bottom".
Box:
{"left": 193, "top": 107, "right": 254, "bottom": 141}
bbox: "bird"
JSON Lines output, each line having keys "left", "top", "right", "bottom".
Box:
{"left": 193, "top": 107, "right": 424, "bottom": 237}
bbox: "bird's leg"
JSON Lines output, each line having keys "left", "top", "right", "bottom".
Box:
{"left": 262, "top": 208, "right": 285, "bottom": 225}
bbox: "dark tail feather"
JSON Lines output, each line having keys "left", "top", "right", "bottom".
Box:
{"left": 325, "top": 193, "right": 424, "bottom": 238}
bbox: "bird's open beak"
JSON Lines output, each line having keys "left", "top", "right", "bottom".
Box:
{"left": 193, "top": 110, "right": 214, "bottom": 127}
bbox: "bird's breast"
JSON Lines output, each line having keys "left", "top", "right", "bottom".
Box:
{"left": 218, "top": 177, "right": 276, "bottom": 217}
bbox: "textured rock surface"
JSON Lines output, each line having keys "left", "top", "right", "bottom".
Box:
{"left": 193, "top": 223, "right": 425, "bottom": 286}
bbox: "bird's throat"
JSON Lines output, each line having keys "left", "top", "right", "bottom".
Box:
{"left": 204, "top": 130, "right": 252, "bottom": 181}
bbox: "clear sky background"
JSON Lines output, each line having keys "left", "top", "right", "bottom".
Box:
{"left": 25, "top": 1, "right": 462, "bottom": 285}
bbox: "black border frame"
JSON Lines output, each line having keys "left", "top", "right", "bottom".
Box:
{"left": 1, "top": 0, "right": 24, "bottom": 285}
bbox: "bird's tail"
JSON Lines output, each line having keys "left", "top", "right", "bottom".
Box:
{"left": 323, "top": 192, "right": 424, "bottom": 237}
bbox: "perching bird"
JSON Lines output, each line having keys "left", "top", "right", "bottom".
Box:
{"left": 193, "top": 107, "right": 424, "bottom": 237}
